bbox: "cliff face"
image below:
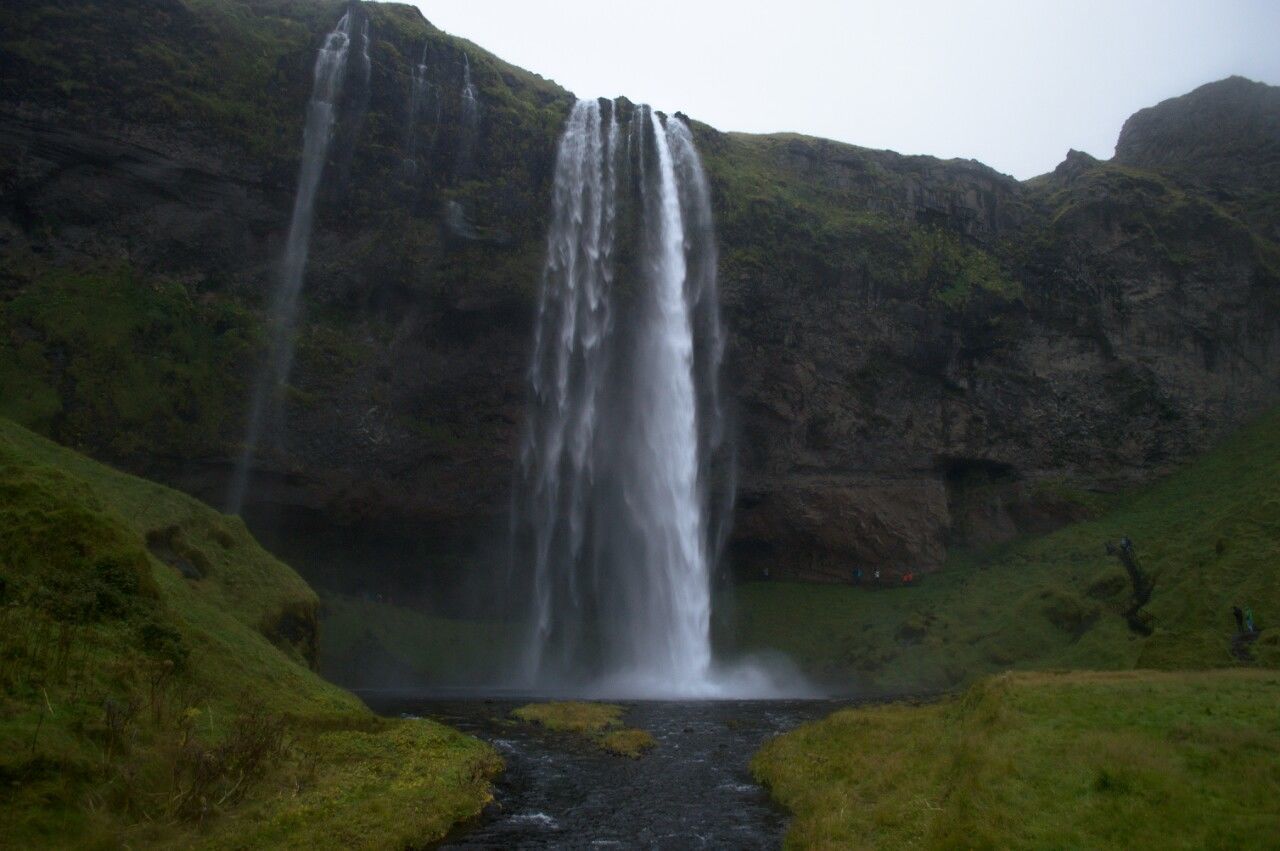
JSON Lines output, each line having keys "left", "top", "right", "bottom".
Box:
{"left": 1, "top": 2, "right": 1277, "bottom": 597}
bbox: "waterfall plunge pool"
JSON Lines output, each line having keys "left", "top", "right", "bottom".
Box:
{"left": 362, "top": 694, "right": 856, "bottom": 849}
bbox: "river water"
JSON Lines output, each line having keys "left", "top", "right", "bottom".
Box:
{"left": 362, "top": 695, "right": 848, "bottom": 849}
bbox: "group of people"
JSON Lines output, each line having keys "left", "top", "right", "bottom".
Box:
{"left": 1232, "top": 605, "right": 1258, "bottom": 635}
{"left": 850, "top": 567, "right": 916, "bottom": 588}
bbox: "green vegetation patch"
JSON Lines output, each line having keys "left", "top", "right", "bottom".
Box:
{"left": 910, "top": 227, "right": 1022, "bottom": 309}
{"left": 203, "top": 716, "right": 501, "bottom": 850}
{"left": 730, "top": 407, "right": 1280, "bottom": 691}
{"left": 320, "top": 592, "right": 518, "bottom": 686}
{"left": 0, "top": 259, "right": 253, "bottom": 461}
{"left": 513, "top": 701, "right": 655, "bottom": 758}
{"left": 753, "top": 669, "right": 1280, "bottom": 850}
{"left": 599, "top": 727, "right": 656, "bottom": 759}
{"left": 0, "top": 417, "right": 498, "bottom": 848}
{"left": 513, "top": 701, "right": 623, "bottom": 734}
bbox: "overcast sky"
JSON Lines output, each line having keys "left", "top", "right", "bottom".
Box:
{"left": 410, "top": 0, "right": 1280, "bottom": 179}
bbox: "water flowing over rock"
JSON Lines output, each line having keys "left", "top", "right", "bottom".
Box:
{"left": 512, "top": 100, "right": 761, "bottom": 697}
{"left": 455, "top": 53, "right": 480, "bottom": 177}
{"left": 226, "top": 10, "right": 359, "bottom": 514}
{"left": 400, "top": 42, "right": 433, "bottom": 177}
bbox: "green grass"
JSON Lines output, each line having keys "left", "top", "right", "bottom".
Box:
{"left": 753, "top": 669, "right": 1280, "bottom": 850}
{"left": 730, "top": 407, "right": 1280, "bottom": 692}
{"left": 599, "top": 728, "right": 656, "bottom": 759}
{"left": 512, "top": 702, "right": 654, "bottom": 758}
{"left": 512, "top": 701, "right": 623, "bottom": 734}
{"left": 0, "top": 417, "right": 499, "bottom": 848}
{"left": 320, "top": 593, "right": 517, "bottom": 686}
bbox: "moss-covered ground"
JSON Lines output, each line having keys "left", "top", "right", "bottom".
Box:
{"left": 730, "top": 407, "right": 1280, "bottom": 693}
{"left": 512, "top": 702, "right": 654, "bottom": 759}
{"left": 0, "top": 417, "right": 499, "bottom": 848}
{"left": 753, "top": 669, "right": 1280, "bottom": 850}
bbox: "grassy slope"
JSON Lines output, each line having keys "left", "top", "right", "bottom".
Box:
{"left": 320, "top": 592, "right": 516, "bottom": 686}
{"left": 750, "top": 410, "right": 1280, "bottom": 848}
{"left": 0, "top": 417, "right": 499, "bottom": 848}
{"left": 731, "top": 407, "right": 1280, "bottom": 693}
{"left": 753, "top": 670, "right": 1280, "bottom": 850}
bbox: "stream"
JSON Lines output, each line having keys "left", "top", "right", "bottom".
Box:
{"left": 362, "top": 694, "right": 848, "bottom": 849}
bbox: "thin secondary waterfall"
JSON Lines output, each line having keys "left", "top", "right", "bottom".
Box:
{"left": 460, "top": 53, "right": 478, "bottom": 128}
{"left": 455, "top": 53, "right": 479, "bottom": 177}
{"left": 401, "top": 42, "right": 432, "bottom": 176}
{"left": 513, "top": 99, "right": 742, "bottom": 696}
{"left": 227, "top": 11, "right": 358, "bottom": 514}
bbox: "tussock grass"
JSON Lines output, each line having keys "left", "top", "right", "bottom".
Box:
{"left": 753, "top": 669, "right": 1280, "bottom": 850}
{"left": 513, "top": 702, "right": 655, "bottom": 758}
{"left": 0, "top": 418, "right": 499, "bottom": 848}
{"left": 599, "top": 728, "right": 656, "bottom": 759}
{"left": 513, "top": 701, "right": 622, "bottom": 734}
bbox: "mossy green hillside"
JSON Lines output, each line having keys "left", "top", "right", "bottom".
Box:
{"left": 753, "top": 669, "right": 1280, "bottom": 850}
{"left": 730, "top": 407, "right": 1280, "bottom": 692}
{"left": 0, "top": 259, "right": 253, "bottom": 462}
{"left": 0, "top": 417, "right": 499, "bottom": 848}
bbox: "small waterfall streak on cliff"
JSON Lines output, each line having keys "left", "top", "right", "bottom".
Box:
{"left": 227, "top": 11, "right": 354, "bottom": 514}
{"left": 455, "top": 53, "right": 479, "bottom": 176}
{"left": 461, "top": 53, "right": 478, "bottom": 125}
{"left": 359, "top": 16, "right": 371, "bottom": 83}
{"left": 513, "top": 101, "right": 789, "bottom": 697}
{"left": 401, "top": 42, "right": 431, "bottom": 175}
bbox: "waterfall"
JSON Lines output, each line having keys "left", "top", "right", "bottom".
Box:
{"left": 513, "top": 100, "right": 748, "bottom": 697}
{"left": 461, "top": 53, "right": 478, "bottom": 127}
{"left": 455, "top": 53, "right": 479, "bottom": 177}
{"left": 401, "top": 42, "right": 432, "bottom": 176}
{"left": 227, "top": 11, "right": 357, "bottom": 514}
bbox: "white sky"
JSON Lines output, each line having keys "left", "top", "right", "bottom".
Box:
{"left": 409, "top": 0, "right": 1280, "bottom": 179}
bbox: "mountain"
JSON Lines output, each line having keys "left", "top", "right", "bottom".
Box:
{"left": 1, "top": 0, "right": 1277, "bottom": 605}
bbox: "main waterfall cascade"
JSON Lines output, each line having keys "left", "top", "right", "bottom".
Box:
{"left": 513, "top": 99, "right": 787, "bottom": 697}
{"left": 227, "top": 10, "right": 364, "bottom": 514}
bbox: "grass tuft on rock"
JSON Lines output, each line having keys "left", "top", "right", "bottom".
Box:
{"left": 599, "top": 728, "right": 656, "bottom": 759}
{"left": 513, "top": 701, "right": 623, "bottom": 734}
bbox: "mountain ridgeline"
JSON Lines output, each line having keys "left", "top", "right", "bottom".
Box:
{"left": 1, "top": 0, "right": 1278, "bottom": 610}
